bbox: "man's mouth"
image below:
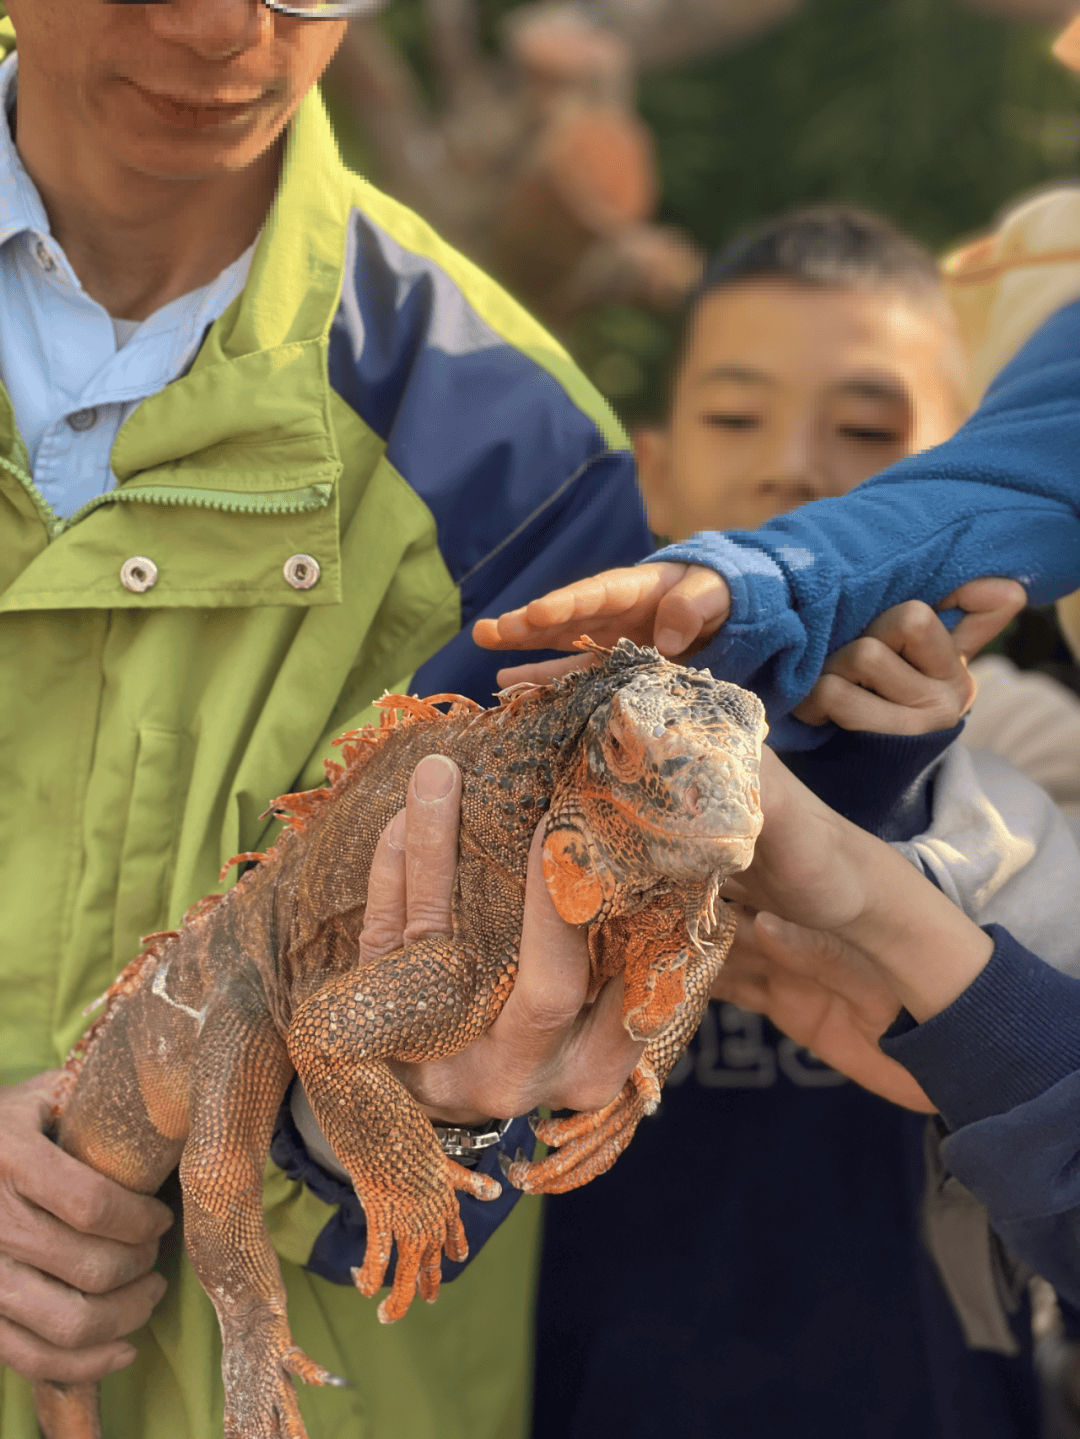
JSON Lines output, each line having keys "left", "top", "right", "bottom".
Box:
{"left": 127, "top": 81, "right": 273, "bottom": 130}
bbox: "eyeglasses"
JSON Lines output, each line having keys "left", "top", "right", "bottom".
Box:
{"left": 108, "top": 0, "right": 387, "bottom": 16}
{"left": 261, "top": 0, "right": 387, "bottom": 15}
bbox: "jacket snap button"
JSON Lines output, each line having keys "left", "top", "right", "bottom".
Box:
{"left": 120, "top": 556, "right": 158, "bottom": 593}
{"left": 67, "top": 407, "right": 98, "bottom": 432}
{"left": 283, "top": 554, "right": 320, "bottom": 591}
{"left": 35, "top": 240, "right": 55, "bottom": 273}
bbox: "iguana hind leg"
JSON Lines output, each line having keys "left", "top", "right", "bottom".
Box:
{"left": 510, "top": 900, "right": 736, "bottom": 1195}
{"left": 288, "top": 936, "right": 506, "bottom": 1324}
{"left": 180, "top": 998, "right": 342, "bottom": 1439}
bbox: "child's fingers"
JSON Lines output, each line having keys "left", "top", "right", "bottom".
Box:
{"left": 863, "top": 601, "right": 964, "bottom": 681}
{"left": 794, "top": 671, "right": 967, "bottom": 734}
{"left": 938, "top": 577, "right": 1027, "bottom": 659}
{"left": 653, "top": 566, "right": 732, "bottom": 657}
{"left": 495, "top": 655, "right": 594, "bottom": 689}
{"left": 472, "top": 563, "right": 692, "bottom": 652}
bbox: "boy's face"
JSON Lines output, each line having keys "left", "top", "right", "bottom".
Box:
{"left": 6, "top": 0, "right": 346, "bottom": 180}
{"left": 638, "top": 278, "right": 969, "bottom": 541}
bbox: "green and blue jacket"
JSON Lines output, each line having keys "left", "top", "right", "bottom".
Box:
{"left": 0, "top": 28, "right": 650, "bottom": 1435}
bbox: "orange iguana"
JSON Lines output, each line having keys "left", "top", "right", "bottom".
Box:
{"left": 34, "top": 639, "right": 766, "bottom": 1439}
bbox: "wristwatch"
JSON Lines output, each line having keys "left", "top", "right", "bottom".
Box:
{"left": 431, "top": 1114, "right": 517, "bottom": 1164}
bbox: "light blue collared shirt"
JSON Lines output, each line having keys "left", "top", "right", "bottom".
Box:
{"left": 0, "top": 53, "right": 256, "bottom": 519}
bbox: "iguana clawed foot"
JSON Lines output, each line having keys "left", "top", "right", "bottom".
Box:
{"left": 506, "top": 1058, "right": 662, "bottom": 1195}
{"left": 220, "top": 1323, "right": 346, "bottom": 1439}
{"left": 352, "top": 1157, "right": 501, "bottom": 1322}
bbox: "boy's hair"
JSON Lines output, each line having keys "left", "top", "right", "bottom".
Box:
{"left": 658, "top": 204, "right": 943, "bottom": 417}
{"left": 698, "top": 204, "right": 941, "bottom": 297}
{"left": 668, "top": 206, "right": 945, "bottom": 405}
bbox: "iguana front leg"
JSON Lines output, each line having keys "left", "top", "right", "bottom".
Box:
{"left": 287, "top": 937, "right": 509, "bottom": 1324}
{"left": 180, "top": 997, "right": 343, "bottom": 1439}
{"left": 509, "top": 898, "right": 736, "bottom": 1194}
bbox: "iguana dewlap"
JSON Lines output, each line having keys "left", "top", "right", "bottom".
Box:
{"left": 35, "top": 639, "right": 766, "bottom": 1439}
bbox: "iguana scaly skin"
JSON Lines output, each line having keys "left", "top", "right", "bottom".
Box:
{"left": 34, "top": 640, "right": 766, "bottom": 1439}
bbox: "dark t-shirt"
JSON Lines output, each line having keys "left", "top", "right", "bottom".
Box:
{"left": 533, "top": 1010, "right": 1038, "bottom": 1439}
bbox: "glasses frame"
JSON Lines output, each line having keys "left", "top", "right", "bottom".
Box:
{"left": 261, "top": 0, "right": 387, "bottom": 15}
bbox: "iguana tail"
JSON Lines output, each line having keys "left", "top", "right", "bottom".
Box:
{"left": 33, "top": 1379, "right": 101, "bottom": 1439}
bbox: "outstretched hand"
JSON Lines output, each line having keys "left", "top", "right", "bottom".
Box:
{"left": 360, "top": 754, "right": 643, "bottom": 1123}
{"left": 713, "top": 909, "right": 934, "bottom": 1112}
{"left": 473, "top": 562, "right": 730, "bottom": 662}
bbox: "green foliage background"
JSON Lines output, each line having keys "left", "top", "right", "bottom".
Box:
{"left": 572, "top": 0, "right": 1080, "bottom": 420}
{"left": 363, "top": 0, "right": 1080, "bottom": 417}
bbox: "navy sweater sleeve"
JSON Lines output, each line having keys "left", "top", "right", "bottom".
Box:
{"left": 777, "top": 723, "right": 962, "bottom": 842}
{"left": 881, "top": 928, "right": 1080, "bottom": 1307}
{"left": 269, "top": 1089, "right": 537, "bottom": 1287}
{"left": 657, "top": 298, "right": 1080, "bottom": 749}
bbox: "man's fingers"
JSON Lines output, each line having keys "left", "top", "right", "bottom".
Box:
{"left": 358, "top": 809, "right": 408, "bottom": 964}
{"left": 498, "top": 825, "right": 591, "bottom": 1033}
{"left": 938, "top": 577, "right": 1027, "bottom": 659}
{"left": 1, "top": 1188, "right": 161, "bottom": 1295}
{"left": 546, "top": 976, "right": 644, "bottom": 1114}
{"left": 18, "top": 1144, "right": 173, "bottom": 1249}
{"left": 0, "top": 1312, "right": 138, "bottom": 1384}
{"left": 653, "top": 566, "right": 731, "bottom": 657}
{"left": 401, "top": 755, "right": 461, "bottom": 946}
{"left": 0, "top": 1255, "right": 165, "bottom": 1352}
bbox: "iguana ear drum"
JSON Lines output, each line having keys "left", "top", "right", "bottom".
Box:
{"left": 541, "top": 825, "right": 610, "bottom": 925}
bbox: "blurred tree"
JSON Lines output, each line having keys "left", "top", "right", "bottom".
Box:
{"left": 324, "top": 0, "right": 1080, "bottom": 421}
{"left": 322, "top": 0, "right": 797, "bottom": 334}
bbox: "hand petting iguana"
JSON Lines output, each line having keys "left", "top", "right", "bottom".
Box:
{"left": 34, "top": 639, "right": 766, "bottom": 1439}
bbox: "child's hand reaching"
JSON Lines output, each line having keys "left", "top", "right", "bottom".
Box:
{"left": 472, "top": 562, "right": 730, "bottom": 661}
{"left": 713, "top": 908, "right": 935, "bottom": 1113}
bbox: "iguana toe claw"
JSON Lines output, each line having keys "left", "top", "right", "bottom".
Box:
{"left": 282, "top": 1347, "right": 348, "bottom": 1388}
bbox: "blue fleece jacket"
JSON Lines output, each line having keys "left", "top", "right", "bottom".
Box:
{"left": 663, "top": 296, "right": 1080, "bottom": 749}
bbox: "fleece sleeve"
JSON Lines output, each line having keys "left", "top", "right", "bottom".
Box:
{"left": 880, "top": 931, "right": 1080, "bottom": 1308}
{"left": 658, "top": 297, "right": 1080, "bottom": 749}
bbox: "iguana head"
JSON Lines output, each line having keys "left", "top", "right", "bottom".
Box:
{"left": 540, "top": 640, "right": 767, "bottom": 927}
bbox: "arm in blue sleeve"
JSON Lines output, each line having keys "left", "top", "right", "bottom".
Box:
{"left": 777, "top": 723, "right": 961, "bottom": 842}
{"left": 658, "top": 298, "right": 1080, "bottom": 749}
{"left": 881, "top": 928, "right": 1080, "bottom": 1307}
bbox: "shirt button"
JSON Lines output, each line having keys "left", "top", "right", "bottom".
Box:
{"left": 120, "top": 557, "right": 158, "bottom": 593}
{"left": 284, "top": 554, "right": 320, "bottom": 590}
{"left": 66, "top": 407, "right": 98, "bottom": 432}
{"left": 35, "top": 239, "right": 55, "bottom": 272}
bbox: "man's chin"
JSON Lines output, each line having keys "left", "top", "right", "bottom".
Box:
{"left": 100, "top": 82, "right": 291, "bottom": 181}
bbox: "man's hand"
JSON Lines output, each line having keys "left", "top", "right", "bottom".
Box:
{"left": 473, "top": 562, "right": 730, "bottom": 662}
{"left": 713, "top": 909, "right": 934, "bottom": 1112}
{"left": 0, "top": 1072, "right": 173, "bottom": 1383}
{"left": 360, "top": 755, "right": 643, "bottom": 1123}
{"left": 793, "top": 578, "right": 1026, "bottom": 733}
